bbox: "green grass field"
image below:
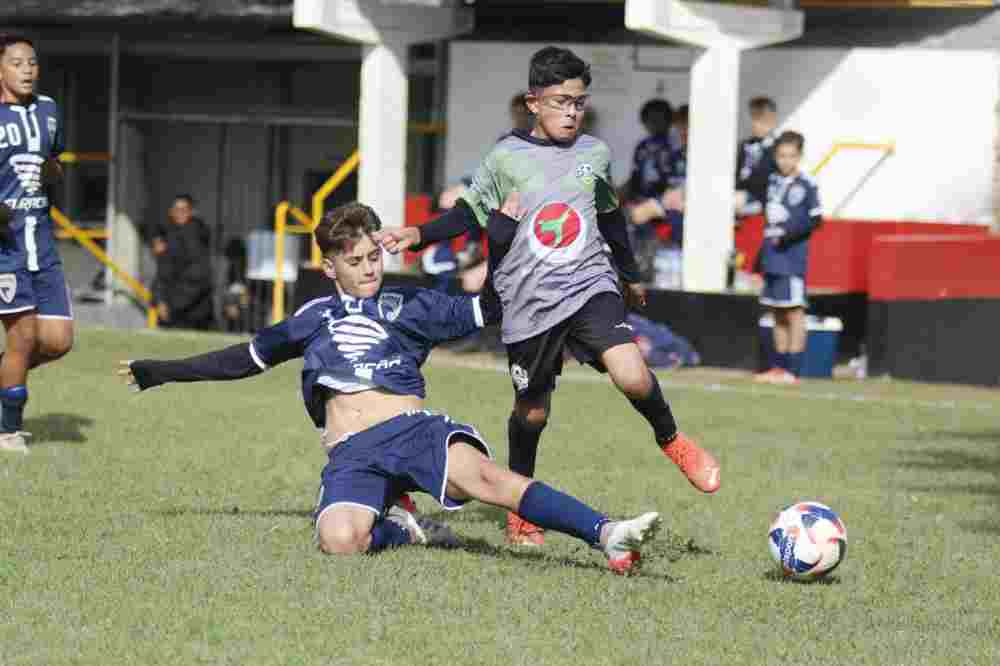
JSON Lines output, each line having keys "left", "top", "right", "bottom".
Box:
{"left": 2, "top": 326, "right": 999, "bottom": 665}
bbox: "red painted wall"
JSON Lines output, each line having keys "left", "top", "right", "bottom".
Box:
{"left": 868, "top": 234, "right": 1000, "bottom": 301}
{"left": 735, "top": 217, "right": 989, "bottom": 293}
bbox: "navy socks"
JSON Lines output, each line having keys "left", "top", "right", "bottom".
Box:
{"left": 1, "top": 385, "right": 27, "bottom": 433}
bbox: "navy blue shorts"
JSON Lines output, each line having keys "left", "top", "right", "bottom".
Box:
{"left": 314, "top": 411, "right": 492, "bottom": 524}
{"left": 759, "top": 273, "right": 807, "bottom": 309}
{"left": 0, "top": 263, "right": 72, "bottom": 319}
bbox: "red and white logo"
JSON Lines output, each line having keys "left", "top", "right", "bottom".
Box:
{"left": 527, "top": 202, "right": 588, "bottom": 264}
{"left": 532, "top": 203, "right": 581, "bottom": 249}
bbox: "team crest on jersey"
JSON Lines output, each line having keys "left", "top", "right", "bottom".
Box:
{"left": 47, "top": 117, "right": 57, "bottom": 143}
{"left": 378, "top": 292, "right": 404, "bottom": 322}
{"left": 788, "top": 184, "right": 806, "bottom": 207}
{"left": 527, "top": 202, "right": 588, "bottom": 265}
{"left": 575, "top": 163, "right": 595, "bottom": 185}
{"left": 0, "top": 274, "right": 16, "bottom": 304}
{"left": 510, "top": 364, "right": 529, "bottom": 392}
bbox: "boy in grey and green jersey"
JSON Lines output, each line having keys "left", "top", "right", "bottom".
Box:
{"left": 378, "top": 46, "right": 721, "bottom": 546}
{"left": 462, "top": 130, "right": 620, "bottom": 344}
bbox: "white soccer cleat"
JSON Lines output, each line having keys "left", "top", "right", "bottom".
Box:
{"left": 0, "top": 431, "right": 30, "bottom": 455}
{"left": 602, "top": 512, "right": 661, "bottom": 575}
{"left": 386, "top": 504, "right": 460, "bottom": 548}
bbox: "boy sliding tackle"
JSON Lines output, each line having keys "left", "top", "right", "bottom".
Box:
{"left": 119, "top": 203, "right": 661, "bottom": 574}
{"left": 378, "top": 46, "right": 720, "bottom": 546}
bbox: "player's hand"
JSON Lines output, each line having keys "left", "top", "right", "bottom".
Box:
{"left": 117, "top": 360, "right": 141, "bottom": 393}
{"left": 500, "top": 191, "right": 526, "bottom": 220}
{"left": 373, "top": 226, "right": 421, "bottom": 254}
{"left": 623, "top": 281, "right": 647, "bottom": 310}
{"left": 156, "top": 302, "right": 170, "bottom": 322}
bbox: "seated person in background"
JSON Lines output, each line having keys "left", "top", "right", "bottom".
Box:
{"left": 121, "top": 202, "right": 662, "bottom": 575}
{"left": 753, "top": 131, "right": 822, "bottom": 385}
{"left": 151, "top": 194, "right": 214, "bottom": 330}
{"left": 735, "top": 96, "right": 780, "bottom": 218}
{"left": 625, "top": 98, "right": 675, "bottom": 279}
{"left": 628, "top": 313, "right": 700, "bottom": 370}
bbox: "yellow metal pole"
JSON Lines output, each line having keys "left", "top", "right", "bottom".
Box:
{"left": 311, "top": 150, "right": 360, "bottom": 266}
{"left": 272, "top": 202, "right": 290, "bottom": 324}
{"left": 50, "top": 207, "right": 153, "bottom": 304}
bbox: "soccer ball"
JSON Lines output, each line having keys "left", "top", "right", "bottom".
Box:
{"left": 767, "top": 501, "right": 847, "bottom": 581}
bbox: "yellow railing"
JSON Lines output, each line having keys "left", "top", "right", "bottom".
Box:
{"left": 271, "top": 150, "right": 361, "bottom": 323}
{"left": 271, "top": 201, "right": 315, "bottom": 325}
{"left": 310, "top": 150, "right": 361, "bottom": 266}
{"left": 812, "top": 141, "right": 895, "bottom": 177}
{"left": 811, "top": 140, "right": 896, "bottom": 218}
{"left": 50, "top": 207, "right": 158, "bottom": 328}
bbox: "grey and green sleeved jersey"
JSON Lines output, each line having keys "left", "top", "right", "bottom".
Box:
{"left": 461, "top": 131, "right": 621, "bottom": 344}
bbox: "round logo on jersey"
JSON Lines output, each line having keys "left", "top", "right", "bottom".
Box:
{"left": 527, "top": 202, "right": 588, "bottom": 264}
{"left": 533, "top": 203, "right": 581, "bottom": 249}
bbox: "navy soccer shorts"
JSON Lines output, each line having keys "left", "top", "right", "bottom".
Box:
{"left": 0, "top": 263, "right": 72, "bottom": 319}
{"left": 505, "top": 291, "right": 635, "bottom": 398}
{"left": 314, "top": 411, "right": 492, "bottom": 525}
{"left": 759, "top": 273, "right": 807, "bottom": 309}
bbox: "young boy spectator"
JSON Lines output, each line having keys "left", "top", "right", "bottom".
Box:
{"left": 753, "top": 131, "right": 822, "bottom": 385}
{"left": 735, "top": 97, "right": 780, "bottom": 217}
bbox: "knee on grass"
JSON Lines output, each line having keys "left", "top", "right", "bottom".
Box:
{"left": 317, "top": 520, "right": 370, "bottom": 555}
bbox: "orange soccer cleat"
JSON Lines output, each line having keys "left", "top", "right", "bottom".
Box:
{"left": 661, "top": 432, "right": 721, "bottom": 494}
{"left": 505, "top": 512, "right": 546, "bottom": 546}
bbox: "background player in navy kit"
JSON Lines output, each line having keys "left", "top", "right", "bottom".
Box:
{"left": 119, "top": 203, "right": 662, "bottom": 575}
{"left": 0, "top": 35, "right": 73, "bottom": 454}
{"left": 754, "top": 131, "right": 822, "bottom": 385}
{"left": 735, "top": 97, "right": 780, "bottom": 217}
{"left": 378, "top": 46, "right": 720, "bottom": 546}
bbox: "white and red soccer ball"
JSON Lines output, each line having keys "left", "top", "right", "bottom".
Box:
{"left": 768, "top": 501, "right": 847, "bottom": 581}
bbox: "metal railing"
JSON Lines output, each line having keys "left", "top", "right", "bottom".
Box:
{"left": 50, "top": 206, "right": 158, "bottom": 328}
{"left": 811, "top": 141, "right": 895, "bottom": 218}
{"left": 271, "top": 149, "right": 360, "bottom": 323}
{"left": 51, "top": 151, "right": 158, "bottom": 327}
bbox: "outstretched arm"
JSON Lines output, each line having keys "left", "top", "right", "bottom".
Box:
{"left": 375, "top": 201, "right": 481, "bottom": 255}
{"left": 119, "top": 343, "right": 264, "bottom": 392}
{"left": 121, "top": 315, "right": 314, "bottom": 391}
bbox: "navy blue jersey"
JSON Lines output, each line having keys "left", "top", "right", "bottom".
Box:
{"left": 249, "top": 287, "right": 485, "bottom": 427}
{"left": 0, "top": 95, "right": 64, "bottom": 272}
{"left": 667, "top": 146, "right": 686, "bottom": 189}
{"left": 736, "top": 129, "right": 778, "bottom": 205}
{"left": 759, "top": 172, "right": 822, "bottom": 277}
{"left": 629, "top": 134, "right": 674, "bottom": 199}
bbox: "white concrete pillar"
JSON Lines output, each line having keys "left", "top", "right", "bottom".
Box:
{"left": 626, "top": 0, "right": 802, "bottom": 292}
{"left": 684, "top": 45, "right": 740, "bottom": 291}
{"left": 294, "top": 0, "right": 473, "bottom": 270}
{"left": 359, "top": 40, "right": 408, "bottom": 269}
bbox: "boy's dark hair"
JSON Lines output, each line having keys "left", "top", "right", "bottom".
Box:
{"left": 529, "top": 47, "right": 591, "bottom": 90}
{"left": 640, "top": 98, "right": 673, "bottom": 126}
{"left": 0, "top": 34, "right": 34, "bottom": 57}
{"left": 749, "top": 96, "right": 777, "bottom": 114}
{"left": 775, "top": 130, "right": 804, "bottom": 152}
{"left": 315, "top": 202, "right": 382, "bottom": 256}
